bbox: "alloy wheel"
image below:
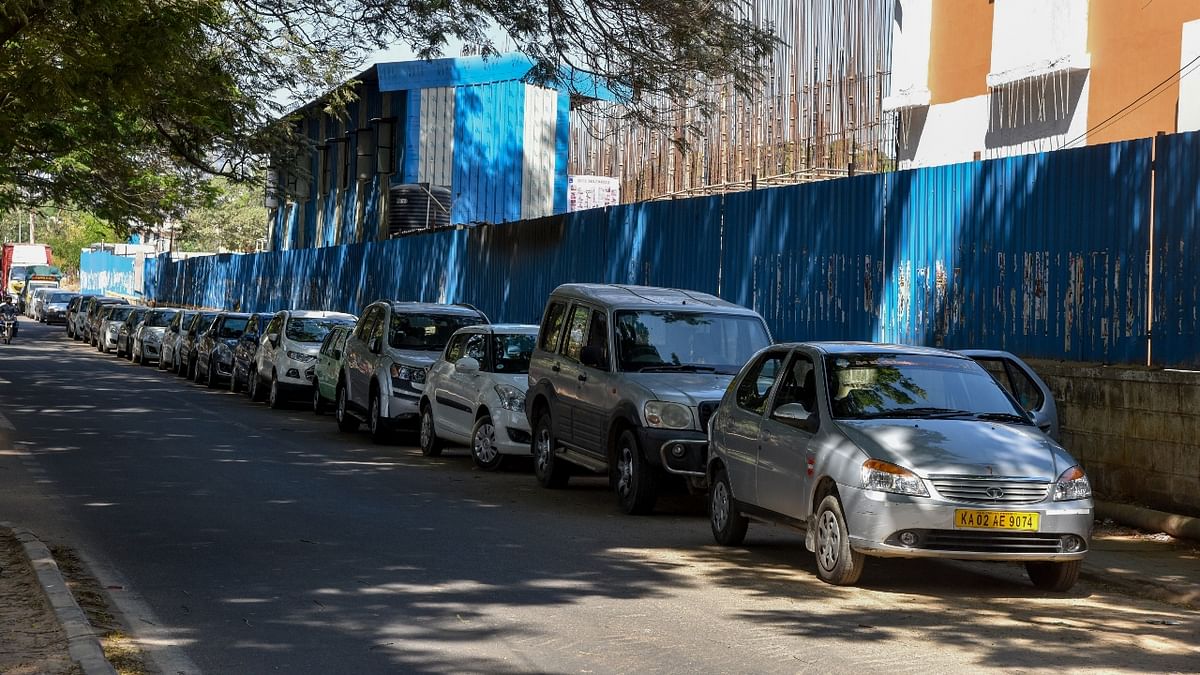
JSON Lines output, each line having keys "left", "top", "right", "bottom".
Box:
{"left": 817, "top": 509, "right": 840, "bottom": 571}
{"left": 712, "top": 481, "right": 730, "bottom": 532}
{"left": 616, "top": 445, "right": 635, "bottom": 498}
{"left": 534, "top": 428, "right": 552, "bottom": 476}
{"left": 419, "top": 410, "right": 433, "bottom": 449}
{"left": 473, "top": 422, "right": 498, "bottom": 464}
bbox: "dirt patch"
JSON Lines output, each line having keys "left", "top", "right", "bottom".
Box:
{"left": 51, "top": 546, "right": 148, "bottom": 675}
{"left": 0, "top": 529, "right": 78, "bottom": 675}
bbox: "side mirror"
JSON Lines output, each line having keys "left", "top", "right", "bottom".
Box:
{"left": 580, "top": 345, "right": 607, "bottom": 370}
{"left": 773, "top": 402, "right": 817, "bottom": 432}
{"left": 455, "top": 356, "right": 481, "bottom": 375}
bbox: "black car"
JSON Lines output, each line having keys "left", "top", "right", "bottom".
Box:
{"left": 194, "top": 312, "right": 252, "bottom": 387}
{"left": 230, "top": 312, "right": 274, "bottom": 393}
{"left": 177, "top": 311, "right": 219, "bottom": 378}
{"left": 116, "top": 307, "right": 147, "bottom": 359}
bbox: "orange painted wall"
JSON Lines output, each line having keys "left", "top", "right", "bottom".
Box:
{"left": 928, "top": 0, "right": 994, "bottom": 104}
{"left": 1088, "top": 0, "right": 1200, "bottom": 145}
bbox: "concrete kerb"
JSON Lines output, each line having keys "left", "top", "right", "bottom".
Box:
{"left": 0, "top": 521, "right": 116, "bottom": 675}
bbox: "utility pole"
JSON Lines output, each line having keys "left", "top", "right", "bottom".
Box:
{"left": 28, "top": 210, "right": 34, "bottom": 243}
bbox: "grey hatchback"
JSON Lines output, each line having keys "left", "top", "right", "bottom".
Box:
{"left": 706, "top": 342, "right": 1093, "bottom": 591}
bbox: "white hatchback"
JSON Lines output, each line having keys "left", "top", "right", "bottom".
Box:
{"left": 420, "top": 324, "right": 538, "bottom": 470}
{"left": 252, "top": 309, "right": 357, "bottom": 408}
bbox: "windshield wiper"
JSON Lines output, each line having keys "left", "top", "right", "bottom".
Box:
{"left": 637, "top": 364, "right": 717, "bottom": 373}
{"left": 973, "top": 412, "right": 1033, "bottom": 424}
{"left": 853, "top": 407, "right": 974, "bottom": 420}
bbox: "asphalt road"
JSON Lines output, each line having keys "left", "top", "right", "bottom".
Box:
{"left": 0, "top": 320, "right": 1197, "bottom": 674}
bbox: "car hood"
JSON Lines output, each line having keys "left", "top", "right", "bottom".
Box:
{"left": 385, "top": 348, "right": 440, "bottom": 368}
{"left": 47, "top": 303, "right": 67, "bottom": 310}
{"left": 143, "top": 326, "right": 167, "bottom": 336}
{"left": 289, "top": 341, "right": 320, "bottom": 356}
{"left": 835, "top": 418, "right": 1074, "bottom": 479}
{"left": 622, "top": 372, "right": 733, "bottom": 407}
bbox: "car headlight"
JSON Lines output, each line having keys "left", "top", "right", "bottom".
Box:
{"left": 1053, "top": 465, "right": 1092, "bottom": 501}
{"left": 644, "top": 401, "right": 693, "bottom": 429}
{"left": 286, "top": 350, "right": 316, "bottom": 363}
{"left": 390, "top": 364, "right": 426, "bottom": 391}
{"left": 494, "top": 384, "right": 526, "bottom": 412}
{"left": 861, "top": 459, "right": 929, "bottom": 497}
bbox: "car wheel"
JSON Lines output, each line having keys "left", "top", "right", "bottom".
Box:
{"left": 710, "top": 467, "right": 749, "bottom": 545}
{"left": 813, "top": 494, "right": 865, "bottom": 586}
{"left": 268, "top": 374, "right": 284, "bottom": 409}
{"left": 312, "top": 383, "right": 327, "bottom": 415}
{"left": 470, "top": 415, "right": 504, "bottom": 471}
{"left": 615, "top": 429, "right": 657, "bottom": 515}
{"left": 368, "top": 391, "right": 390, "bottom": 444}
{"left": 193, "top": 358, "right": 204, "bottom": 383}
{"left": 229, "top": 367, "right": 241, "bottom": 393}
{"left": 205, "top": 358, "right": 218, "bottom": 388}
{"left": 532, "top": 412, "right": 569, "bottom": 488}
{"left": 418, "top": 404, "right": 443, "bottom": 457}
{"left": 1025, "top": 560, "right": 1081, "bottom": 592}
{"left": 99, "top": 341, "right": 107, "bottom": 354}
{"left": 247, "top": 368, "right": 264, "bottom": 402}
{"left": 335, "top": 382, "right": 359, "bottom": 432}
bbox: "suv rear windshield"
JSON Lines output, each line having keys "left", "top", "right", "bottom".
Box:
{"left": 491, "top": 333, "right": 535, "bottom": 374}
{"left": 287, "top": 317, "right": 352, "bottom": 343}
{"left": 389, "top": 313, "right": 480, "bottom": 351}
{"left": 614, "top": 310, "right": 771, "bottom": 375}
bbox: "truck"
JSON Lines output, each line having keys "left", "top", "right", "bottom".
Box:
{"left": 2, "top": 244, "right": 54, "bottom": 299}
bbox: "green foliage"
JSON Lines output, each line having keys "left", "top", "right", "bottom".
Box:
{"left": 175, "top": 178, "right": 268, "bottom": 253}
{"left": 0, "top": 208, "right": 118, "bottom": 276}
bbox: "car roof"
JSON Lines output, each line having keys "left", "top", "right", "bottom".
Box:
{"left": 455, "top": 323, "right": 538, "bottom": 335}
{"left": 549, "top": 284, "right": 758, "bottom": 314}
{"left": 286, "top": 310, "right": 356, "bottom": 319}
{"left": 778, "top": 341, "right": 972, "bottom": 359}
{"left": 217, "top": 312, "right": 251, "bottom": 319}
{"left": 377, "top": 301, "right": 484, "bottom": 317}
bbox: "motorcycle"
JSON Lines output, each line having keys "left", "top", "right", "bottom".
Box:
{"left": 1, "top": 318, "right": 15, "bottom": 344}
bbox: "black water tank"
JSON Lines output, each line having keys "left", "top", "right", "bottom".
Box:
{"left": 388, "top": 183, "right": 452, "bottom": 235}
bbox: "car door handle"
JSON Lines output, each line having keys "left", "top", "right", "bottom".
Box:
{"left": 551, "top": 364, "right": 561, "bottom": 372}
{"left": 578, "top": 373, "right": 588, "bottom": 382}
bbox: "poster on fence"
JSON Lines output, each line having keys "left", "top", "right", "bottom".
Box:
{"left": 568, "top": 175, "right": 621, "bottom": 212}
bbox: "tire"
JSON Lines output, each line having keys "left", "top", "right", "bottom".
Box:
{"left": 418, "top": 404, "right": 443, "bottom": 457}
{"left": 1026, "top": 560, "right": 1081, "bottom": 592}
{"left": 312, "top": 383, "right": 326, "bottom": 415}
{"left": 205, "top": 358, "right": 218, "bottom": 388}
{"left": 532, "top": 412, "right": 569, "bottom": 488}
{"left": 99, "top": 341, "right": 108, "bottom": 354}
{"left": 813, "top": 494, "right": 865, "bottom": 586}
{"left": 268, "top": 374, "right": 285, "bottom": 409}
{"left": 368, "top": 390, "right": 390, "bottom": 444}
{"left": 193, "top": 357, "right": 204, "bottom": 383}
{"left": 614, "top": 429, "right": 658, "bottom": 515}
{"left": 229, "top": 367, "right": 241, "bottom": 393}
{"left": 710, "top": 467, "right": 749, "bottom": 545}
{"left": 335, "top": 382, "right": 359, "bottom": 432}
{"left": 470, "top": 415, "right": 504, "bottom": 471}
{"left": 247, "top": 367, "right": 264, "bottom": 402}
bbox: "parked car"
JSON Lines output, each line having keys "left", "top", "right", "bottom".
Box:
{"left": 131, "top": 308, "right": 179, "bottom": 365}
{"left": 229, "top": 312, "right": 275, "bottom": 394}
{"left": 116, "top": 307, "right": 147, "bottom": 358}
{"left": 420, "top": 324, "right": 538, "bottom": 470}
{"left": 959, "top": 349, "right": 1060, "bottom": 441}
{"left": 158, "top": 310, "right": 196, "bottom": 372}
{"left": 28, "top": 286, "right": 56, "bottom": 321}
{"left": 705, "top": 342, "right": 1093, "bottom": 591}
{"left": 21, "top": 282, "right": 57, "bottom": 317}
{"left": 312, "top": 324, "right": 354, "bottom": 414}
{"left": 336, "top": 301, "right": 487, "bottom": 442}
{"left": 250, "top": 310, "right": 357, "bottom": 408}
{"left": 65, "top": 294, "right": 96, "bottom": 338}
{"left": 176, "top": 311, "right": 219, "bottom": 378}
{"left": 96, "top": 305, "right": 134, "bottom": 354}
{"left": 86, "top": 297, "right": 125, "bottom": 346}
{"left": 193, "top": 313, "right": 252, "bottom": 387}
{"left": 525, "top": 284, "right": 773, "bottom": 514}
{"left": 41, "top": 290, "right": 77, "bottom": 325}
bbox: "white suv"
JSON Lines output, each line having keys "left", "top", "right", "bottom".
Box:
{"left": 335, "top": 301, "right": 488, "bottom": 443}
{"left": 251, "top": 310, "right": 357, "bottom": 408}
{"left": 420, "top": 324, "right": 537, "bottom": 469}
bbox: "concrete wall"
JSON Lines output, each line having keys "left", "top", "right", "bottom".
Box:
{"left": 1031, "top": 360, "right": 1200, "bottom": 517}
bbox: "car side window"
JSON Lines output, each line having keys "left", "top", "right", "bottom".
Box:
{"left": 463, "top": 333, "right": 487, "bottom": 363}
{"left": 771, "top": 353, "right": 818, "bottom": 415}
{"left": 562, "top": 305, "right": 591, "bottom": 362}
{"left": 355, "top": 307, "right": 379, "bottom": 341}
{"left": 368, "top": 309, "right": 387, "bottom": 345}
{"left": 736, "top": 351, "right": 787, "bottom": 416}
{"left": 585, "top": 310, "right": 609, "bottom": 366}
{"left": 266, "top": 314, "right": 283, "bottom": 337}
{"left": 540, "top": 301, "right": 568, "bottom": 352}
{"left": 444, "top": 333, "right": 467, "bottom": 362}
{"left": 1003, "top": 361, "right": 1044, "bottom": 412}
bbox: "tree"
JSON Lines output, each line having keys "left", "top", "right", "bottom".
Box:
{"left": 1, "top": 0, "right": 776, "bottom": 233}
{"left": 174, "top": 178, "right": 268, "bottom": 253}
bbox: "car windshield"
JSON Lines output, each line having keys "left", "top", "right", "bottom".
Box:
{"left": 109, "top": 307, "right": 133, "bottom": 321}
{"left": 49, "top": 292, "right": 73, "bottom": 303}
{"left": 491, "top": 333, "right": 536, "bottom": 374}
{"left": 194, "top": 313, "right": 217, "bottom": 333}
{"left": 825, "top": 353, "right": 1028, "bottom": 421}
{"left": 286, "top": 317, "right": 352, "bottom": 343}
{"left": 144, "top": 311, "right": 175, "bottom": 327}
{"left": 389, "top": 313, "right": 480, "bottom": 351}
{"left": 613, "top": 310, "right": 771, "bottom": 374}
{"left": 9, "top": 266, "right": 27, "bottom": 280}
{"left": 218, "top": 317, "right": 248, "bottom": 339}
{"left": 127, "top": 310, "right": 145, "bottom": 324}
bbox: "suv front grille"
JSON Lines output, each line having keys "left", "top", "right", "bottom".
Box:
{"left": 912, "top": 530, "right": 1067, "bottom": 554}
{"left": 929, "top": 477, "right": 1049, "bottom": 505}
{"left": 697, "top": 401, "right": 720, "bottom": 430}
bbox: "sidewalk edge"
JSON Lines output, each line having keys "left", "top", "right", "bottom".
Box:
{"left": 0, "top": 521, "right": 117, "bottom": 675}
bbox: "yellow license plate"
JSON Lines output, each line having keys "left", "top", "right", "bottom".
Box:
{"left": 954, "top": 510, "right": 1039, "bottom": 531}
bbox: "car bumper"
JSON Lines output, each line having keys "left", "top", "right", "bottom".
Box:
{"left": 143, "top": 343, "right": 160, "bottom": 358}
{"left": 839, "top": 484, "right": 1093, "bottom": 561}
{"left": 386, "top": 390, "right": 421, "bottom": 424}
{"left": 277, "top": 359, "right": 316, "bottom": 386}
{"left": 636, "top": 427, "right": 707, "bottom": 470}
{"left": 45, "top": 312, "right": 66, "bottom": 324}
{"left": 494, "top": 409, "right": 533, "bottom": 455}
{"left": 103, "top": 334, "right": 119, "bottom": 348}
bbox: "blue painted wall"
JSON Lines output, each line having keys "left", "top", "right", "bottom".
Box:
{"left": 80, "top": 250, "right": 140, "bottom": 299}
{"left": 150, "top": 133, "right": 1200, "bottom": 366}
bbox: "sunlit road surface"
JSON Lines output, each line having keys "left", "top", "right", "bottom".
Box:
{"left": 0, "top": 321, "right": 1196, "bottom": 673}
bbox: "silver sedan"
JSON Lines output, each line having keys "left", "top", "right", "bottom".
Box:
{"left": 705, "top": 342, "right": 1093, "bottom": 591}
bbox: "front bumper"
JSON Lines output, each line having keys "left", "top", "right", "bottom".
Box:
{"left": 45, "top": 311, "right": 67, "bottom": 324}
{"left": 636, "top": 426, "right": 707, "bottom": 470}
{"left": 493, "top": 408, "right": 533, "bottom": 455}
{"left": 840, "top": 484, "right": 1093, "bottom": 561}
{"left": 277, "top": 357, "right": 316, "bottom": 386}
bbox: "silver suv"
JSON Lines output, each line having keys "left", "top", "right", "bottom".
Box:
{"left": 525, "top": 284, "right": 772, "bottom": 515}
{"left": 335, "top": 300, "right": 488, "bottom": 443}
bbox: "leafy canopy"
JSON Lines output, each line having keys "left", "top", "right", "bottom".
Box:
{"left": 0, "top": 0, "right": 776, "bottom": 234}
